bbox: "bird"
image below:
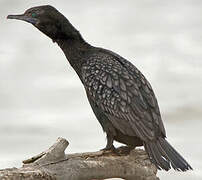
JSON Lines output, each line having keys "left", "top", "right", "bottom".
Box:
{"left": 7, "top": 5, "right": 192, "bottom": 171}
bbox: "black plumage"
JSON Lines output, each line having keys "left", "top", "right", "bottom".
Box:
{"left": 7, "top": 5, "right": 192, "bottom": 171}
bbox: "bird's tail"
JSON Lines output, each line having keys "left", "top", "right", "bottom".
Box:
{"left": 144, "top": 137, "right": 193, "bottom": 171}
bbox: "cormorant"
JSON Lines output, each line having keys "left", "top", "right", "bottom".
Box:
{"left": 7, "top": 5, "right": 192, "bottom": 171}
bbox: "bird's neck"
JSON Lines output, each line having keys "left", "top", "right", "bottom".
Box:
{"left": 56, "top": 36, "right": 93, "bottom": 78}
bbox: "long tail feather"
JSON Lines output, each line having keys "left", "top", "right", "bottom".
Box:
{"left": 144, "top": 137, "right": 193, "bottom": 171}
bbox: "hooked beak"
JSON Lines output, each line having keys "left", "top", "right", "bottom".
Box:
{"left": 7, "top": 14, "right": 38, "bottom": 25}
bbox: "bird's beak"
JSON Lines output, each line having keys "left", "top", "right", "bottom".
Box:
{"left": 7, "top": 14, "right": 38, "bottom": 25}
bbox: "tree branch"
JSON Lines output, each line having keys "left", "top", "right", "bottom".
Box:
{"left": 0, "top": 137, "right": 159, "bottom": 180}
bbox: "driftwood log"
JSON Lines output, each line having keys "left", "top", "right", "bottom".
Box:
{"left": 0, "top": 137, "right": 159, "bottom": 180}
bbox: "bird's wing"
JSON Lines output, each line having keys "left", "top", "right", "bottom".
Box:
{"left": 81, "top": 52, "right": 165, "bottom": 142}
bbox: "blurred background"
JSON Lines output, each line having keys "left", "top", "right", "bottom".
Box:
{"left": 0, "top": 0, "right": 202, "bottom": 179}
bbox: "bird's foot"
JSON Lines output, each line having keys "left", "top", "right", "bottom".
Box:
{"left": 100, "top": 145, "right": 115, "bottom": 151}
{"left": 100, "top": 145, "right": 116, "bottom": 155}
{"left": 100, "top": 145, "right": 134, "bottom": 156}
{"left": 115, "top": 145, "right": 135, "bottom": 155}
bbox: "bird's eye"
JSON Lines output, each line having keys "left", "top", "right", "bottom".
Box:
{"left": 31, "top": 12, "right": 37, "bottom": 18}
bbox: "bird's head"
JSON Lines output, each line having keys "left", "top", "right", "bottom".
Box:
{"left": 7, "top": 5, "right": 80, "bottom": 42}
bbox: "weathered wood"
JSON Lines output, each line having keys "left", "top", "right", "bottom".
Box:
{"left": 0, "top": 137, "right": 159, "bottom": 180}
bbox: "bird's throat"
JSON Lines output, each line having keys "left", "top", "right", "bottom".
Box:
{"left": 56, "top": 37, "right": 92, "bottom": 79}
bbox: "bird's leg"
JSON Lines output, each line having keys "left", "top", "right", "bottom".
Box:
{"left": 101, "top": 133, "right": 115, "bottom": 151}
